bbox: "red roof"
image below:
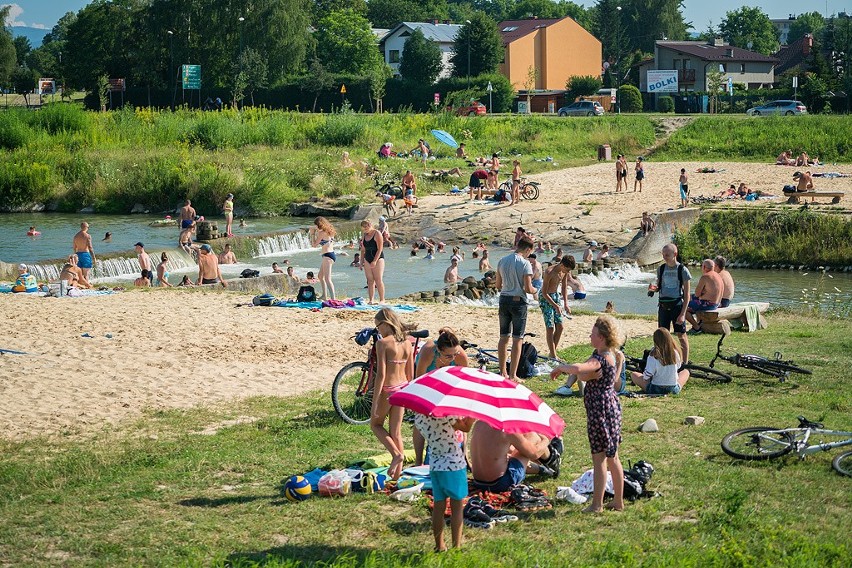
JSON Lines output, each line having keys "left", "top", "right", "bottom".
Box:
{"left": 497, "top": 18, "right": 562, "bottom": 45}
{"left": 657, "top": 41, "right": 778, "bottom": 63}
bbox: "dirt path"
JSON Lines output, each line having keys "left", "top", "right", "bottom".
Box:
{"left": 646, "top": 116, "right": 694, "bottom": 155}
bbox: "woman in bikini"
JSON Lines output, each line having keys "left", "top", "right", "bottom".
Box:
{"left": 312, "top": 216, "right": 337, "bottom": 299}
{"left": 157, "top": 252, "right": 172, "bottom": 287}
{"left": 359, "top": 219, "right": 386, "bottom": 304}
{"left": 371, "top": 308, "right": 415, "bottom": 480}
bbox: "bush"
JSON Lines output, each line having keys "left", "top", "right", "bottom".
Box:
{"left": 306, "top": 112, "right": 366, "bottom": 146}
{"left": 0, "top": 161, "right": 53, "bottom": 208}
{"left": 0, "top": 112, "right": 32, "bottom": 150}
{"left": 566, "top": 75, "right": 602, "bottom": 101}
{"left": 28, "top": 103, "right": 90, "bottom": 135}
{"left": 657, "top": 96, "right": 674, "bottom": 113}
{"left": 618, "top": 85, "right": 643, "bottom": 113}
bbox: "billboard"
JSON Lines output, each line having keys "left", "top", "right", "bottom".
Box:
{"left": 38, "top": 79, "right": 56, "bottom": 95}
{"left": 647, "top": 70, "right": 678, "bottom": 93}
{"left": 182, "top": 65, "right": 201, "bottom": 89}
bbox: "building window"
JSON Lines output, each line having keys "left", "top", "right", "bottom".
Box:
{"left": 502, "top": 26, "right": 518, "bottom": 32}
{"left": 720, "top": 63, "right": 727, "bottom": 73}
{"left": 673, "top": 59, "right": 679, "bottom": 69}
{"left": 389, "top": 50, "right": 400, "bottom": 63}
{"left": 740, "top": 63, "right": 746, "bottom": 74}
{"left": 684, "top": 59, "right": 691, "bottom": 69}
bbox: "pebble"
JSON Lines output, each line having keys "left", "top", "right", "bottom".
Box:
{"left": 684, "top": 416, "right": 705, "bottom": 426}
{"left": 639, "top": 418, "right": 659, "bottom": 433}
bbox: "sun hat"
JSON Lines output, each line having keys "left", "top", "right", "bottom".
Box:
{"left": 200, "top": 244, "right": 212, "bottom": 252}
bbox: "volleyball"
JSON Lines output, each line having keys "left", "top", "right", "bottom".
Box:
{"left": 284, "top": 475, "right": 312, "bottom": 502}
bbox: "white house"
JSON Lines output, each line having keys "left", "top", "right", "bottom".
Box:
{"left": 379, "top": 21, "right": 463, "bottom": 79}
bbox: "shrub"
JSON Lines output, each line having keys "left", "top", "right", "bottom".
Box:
{"left": 28, "top": 103, "right": 89, "bottom": 135}
{"left": 618, "top": 85, "right": 643, "bottom": 113}
{"left": 306, "top": 112, "right": 366, "bottom": 146}
{"left": 0, "top": 112, "right": 32, "bottom": 150}
{"left": 657, "top": 96, "right": 674, "bottom": 113}
{"left": 566, "top": 75, "right": 602, "bottom": 101}
{"left": 0, "top": 161, "right": 53, "bottom": 207}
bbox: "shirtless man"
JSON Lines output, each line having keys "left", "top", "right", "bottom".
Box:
{"left": 218, "top": 243, "right": 237, "bottom": 264}
{"left": 179, "top": 200, "right": 197, "bottom": 229}
{"left": 135, "top": 242, "right": 152, "bottom": 277}
{"left": 456, "top": 143, "right": 467, "bottom": 159}
{"left": 528, "top": 253, "right": 543, "bottom": 292}
{"left": 793, "top": 171, "right": 814, "bottom": 192}
{"left": 401, "top": 170, "right": 416, "bottom": 198}
{"left": 510, "top": 160, "right": 522, "bottom": 205}
{"left": 583, "top": 241, "right": 596, "bottom": 264}
{"left": 686, "top": 259, "right": 724, "bottom": 332}
{"left": 443, "top": 257, "right": 460, "bottom": 284}
{"left": 469, "top": 421, "right": 562, "bottom": 492}
{"left": 196, "top": 244, "right": 226, "bottom": 287}
{"left": 776, "top": 150, "right": 795, "bottom": 166}
{"left": 271, "top": 262, "right": 284, "bottom": 274}
{"left": 72, "top": 221, "right": 96, "bottom": 281}
{"left": 538, "top": 256, "right": 576, "bottom": 358}
{"left": 714, "top": 256, "right": 735, "bottom": 308}
{"left": 479, "top": 249, "right": 492, "bottom": 272}
{"left": 615, "top": 154, "right": 626, "bottom": 192}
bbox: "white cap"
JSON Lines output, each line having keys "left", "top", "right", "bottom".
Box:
{"left": 18, "top": 263, "right": 27, "bottom": 271}
{"left": 588, "top": 240, "right": 598, "bottom": 247}
{"left": 379, "top": 215, "right": 386, "bottom": 221}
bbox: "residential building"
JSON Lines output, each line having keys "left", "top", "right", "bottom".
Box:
{"left": 771, "top": 16, "right": 798, "bottom": 45}
{"left": 774, "top": 34, "right": 815, "bottom": 76}
{"left": 498, "top": 17, "right": 601, "bottom": 91}
{"left": 639, "top": 39, "right": 777, "bottom": 93}
{"left": 380, "top": 21, "right": 462, "bottom": 79}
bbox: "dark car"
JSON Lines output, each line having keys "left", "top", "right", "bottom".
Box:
{"left": 557, "top": 101, "right": 605, "bottom": 117}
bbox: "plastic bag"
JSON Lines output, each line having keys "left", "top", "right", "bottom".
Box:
{"left": 318, "top": 469, "right": 351, "bottom": 497}
{"left": 390, "top": 482, "right": 424, "bottom": 502}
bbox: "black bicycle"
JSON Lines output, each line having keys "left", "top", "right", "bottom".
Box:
{"left": 623, "top": 346, "right": 732, "bottom": 384}
{"left": 709, "top": 334, "right": 812, "bottom": 382}
{"left": 461, "top": 333, "right": 561, "bottom": 374}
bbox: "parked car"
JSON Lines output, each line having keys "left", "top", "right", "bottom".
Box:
{"left": 557, "top": 100, "right": 605, "bottom": 117}
{"left": 451, "top": 101, "right": 487, "bottom": 116}
{"left": 746, "top": 100, "right": 807, "bottom": 116}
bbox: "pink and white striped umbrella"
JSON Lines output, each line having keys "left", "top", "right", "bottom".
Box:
{"left": 388, "top": 365, "right": 564, "bottom": 438}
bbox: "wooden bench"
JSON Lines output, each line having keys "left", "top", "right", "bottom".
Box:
{"left": 784, "top": 191, "right": 844, "bottom": 204}
{"left": 697, "top": 302, "right": 770, "bottom": 335}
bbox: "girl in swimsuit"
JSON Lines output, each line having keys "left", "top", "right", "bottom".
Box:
{"left": 223, "top": 194, "right": 234, "bottom": 237}
{"left": 157, "top": 252, "right": 172, "bottom": 287}
{"left": 359, "top": 219, "right": 386, "bottom": 304}
{"left": 312, "top": 216, "right": 337, "bottom": 299}
{"left": 412, "top": 327, "right": 470, "bottom": 465}
{"left": 372, "top": 308, "right": 415, "bottom": 480}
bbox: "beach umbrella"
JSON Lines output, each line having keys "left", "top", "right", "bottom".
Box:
{"left": 430, "top": 129, "right": 459, "bottom": 149}
{"left": 388, "top": 366, "right": 564, "bottom": 438}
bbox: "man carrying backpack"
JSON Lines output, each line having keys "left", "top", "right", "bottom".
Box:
{"left": 649, "top": 243, "right": 691, "bottom": 364}
{"left": 495, "top": 237, "right": 538, "bottom": 382}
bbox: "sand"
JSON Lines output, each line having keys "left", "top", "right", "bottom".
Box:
{"left": 1, "top": 160, "right": 847, "bottom": 441}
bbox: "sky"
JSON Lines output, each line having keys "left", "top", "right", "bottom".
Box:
{"left": 3, "top": 0, "right": 851, "bottom": 31}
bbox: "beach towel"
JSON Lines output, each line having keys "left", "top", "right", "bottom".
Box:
{"left": 274, "top": 300, "right": 419, "bottom": 312}
{"left": 301, "top": 467, "right": 329, "bottom": 492}
{"left": 742, "top": 303, "right": 764, "bottom": 332}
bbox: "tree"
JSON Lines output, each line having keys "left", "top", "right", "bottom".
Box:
{"left": 303, "top": 58, "right": 334, "bottom": 112}
{"left": 788, "top": 12, "right": 826, "bottom": 45}
{"left": 399, "top": 29, "right": 443, "bottom": 84}
{"left": 232, "top": 48, "right": 268, "bottom": 107}
{"left": 566, "top": 75, "right": 602, "bottom": 100}
{"left": 522, "top": 65, "right": 539, "bottom": 110}
{"left": 13, "top": 36, "right": 31, "bottom": 67}
{"left": 594, "top": 1, "right": 690, "bottom": 58}
{"left": 315, "top": 9, "right": 383, "bottom": 75}
{"left": 42, "top": 11, "right": 77, "bottom": 44}
{"left": 11, "top": 66, "right": 38, "bottom": 106}
{"left": 367, "top": 0, "right": 449, "bottom": 29}
{"left": 369, "top": 63, "right": 393, "bottom": 112}
{"left": 312, "top": 0, "right": 367, "bottom": 22}
{"left": 719, "top": 6, "right": 778, "bottom": 55}
{"left": 508, "top": 0, "right": 563, "bottom": 20}
{"left": 0, "top": 6, "right": 18, "bottom": 86}
{"left": 705, "top": 67, "right": 725, "bottom": 113}
{"left": 449, "top": 12, "right": 503, "bottom": 79}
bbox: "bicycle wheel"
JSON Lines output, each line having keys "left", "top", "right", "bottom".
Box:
{"left": 498, "top": 181, "right": 512, "bottom": 193}
{"left": 832, "top": 450, "right": 852, "bottom": 477}
{"left": 623, "top": 356, "right": 643, "bottom": 373}
{"left": 521, "top": 183, "right": 539, "bottom": 200}
{"left": 739, "top": 356, "right": 812, "bottom": 377}
{"left": 721, "top": 427, "right": 795, "bottom": 460}
{"left": 332, "top": 362, "right": 373, "bottom": 425}
{"left": 684, "top": 363, "right": 732, "bottom": 384}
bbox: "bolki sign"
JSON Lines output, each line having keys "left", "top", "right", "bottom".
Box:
{"left": 647, "top": 70, "right": 678, "bottom": 93}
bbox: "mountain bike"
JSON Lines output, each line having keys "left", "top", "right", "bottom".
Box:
{"left": 721, "top": 416, "right": 852, "bottom": 477}
{"left": 709, "top": 333, "right": 812, "bottom": 382}
{"left": 461, "top": 333, "right": 562, "bottom": 374}
{"left": 332, "top": 327, "right": 429, "bottom": 425}
{"left": 498, "top": 178, "right": 540, "bottom": 200}
{"left": 622, "top": 345, "right": 732, "bottom": 384}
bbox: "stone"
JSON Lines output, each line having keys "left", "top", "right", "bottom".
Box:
{"left": 79, "top": 206, "right": 95, "bottom": 213}
{"left": 638, "top": 418, "right": 659, "bottom": 433}
{"left": 420, "top": 292, "right": 431, "bottom": 300}
{"left": 462, "top": 276, "right": 477, "bottom": 286}
{"left": 463, "top": 289, "right": 476, "bottom": 300}
{"left": 684, "top": 416, "right": 705, "bottom": 426}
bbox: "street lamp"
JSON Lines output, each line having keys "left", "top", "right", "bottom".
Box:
{"left": 465, "top": 20, "right": 471, "bottom": 88}
{"left": 615, "top": 6, "right": 621, "bottom": 114}
{"left": 167, "top": 30, "right": 174, "bottom": 111}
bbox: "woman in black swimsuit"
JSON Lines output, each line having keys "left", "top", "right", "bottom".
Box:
{"left": 359, "top": 219, "right": 386, "bottom": 304}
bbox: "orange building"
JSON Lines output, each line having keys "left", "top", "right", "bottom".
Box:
{"left": 499, "top": 17, "right": 602, "bottom": 91}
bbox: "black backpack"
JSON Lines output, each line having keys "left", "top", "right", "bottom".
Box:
{"left": 240, "top": 269, "right": 260, "bottom": 278}
{"left": 657, "top": 263, "right": 686, "bottom": 295}
{"left": 622, "top": 460, "right": 655, "bottom": 500}
{"left": 296, "top": 285, "right": 317, "bottom": 303}
{"left": 511, "top": 341, "right": 539, "bottom": 379}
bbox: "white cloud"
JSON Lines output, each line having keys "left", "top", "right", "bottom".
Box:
{"left": 3, "top": 3, "right": 47, "bottom": 28}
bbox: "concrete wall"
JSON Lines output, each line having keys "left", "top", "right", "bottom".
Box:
{"left": 621, "top": 207, "right": 702, "bottom": 266}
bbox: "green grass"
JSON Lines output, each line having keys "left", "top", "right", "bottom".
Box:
{"left": 0, "top": 313, "right": 850, "bottom": 566}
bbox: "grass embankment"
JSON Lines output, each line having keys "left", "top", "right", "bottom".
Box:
{"left": 0, "top": 313, "right": 850, "bottom": 566}
{"left": 0, "top": 105, "right": 655, "bottom": 215}
{"left": 653, "top": 115, "right": 850, "bottom": 162}
{"left": 675, "top": 209, "right": 852, "bottom": 268}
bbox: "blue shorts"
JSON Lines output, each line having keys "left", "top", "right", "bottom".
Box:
{"left": 680, "top": 184, "right": 688, "bottom": 200}
{"left": 647, "top": 383, "right": 681, "bottom": 395}
{"left": 573, "top": 291, "right": 587, "bottom": 300}
{"left": 431, "top": 469, "right": 468, "bottom": 502}
{"left": 472, "top": 457, "right": 525, "bottom": 493}
{"left": 532, "top": 279, "right": 543, "bottom": 291}
{"left": 688, "top": 294, "right": 718, "bottom": 312}
{"left": 539, "top": 291, "right": 563, "bottom": 329}
{"left": 720, "top": 298, "right": 731, "bottom": 308}
{"left": 181, "top": 219, "right": 194, "bottom": 229}
{"left": 75, "top": 251, "right": 93, "bottom": 269}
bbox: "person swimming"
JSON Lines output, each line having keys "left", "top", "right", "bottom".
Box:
{"left": 103, "top": 232, "right": 112, "bottom": 242}
{"left": 27, "top": 226, "right": 40, "bottom": 236}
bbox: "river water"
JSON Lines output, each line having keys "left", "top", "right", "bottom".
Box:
{"left": 2, "top": 213, "right": 849, "bottom": 316}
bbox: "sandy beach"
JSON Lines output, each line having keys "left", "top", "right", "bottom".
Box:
{"left": 1, "top": 160, "right": 847, "bottom": 441}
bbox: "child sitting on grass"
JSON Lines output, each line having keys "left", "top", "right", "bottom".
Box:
{"left": 414, "top": 412, "right": 474, "bottom": 551}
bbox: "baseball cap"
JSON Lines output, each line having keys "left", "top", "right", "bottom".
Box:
{"left": 134, "top": 242, "right": 145, "bottom": 248}
{"left": 793, "top": 171, "right": 802, "bottom": 178}
{"left": 588, "top": 240, "right": 598, "bottom": 247}
{"left": 227, "top": 193, "right": 234, "bottom": 198}
{"left": 200, "top": 244, "right": 212, "bottom": 252}
{"left": 18, "top": 263, "right": 27, "bottom": 271}
{"left": 379, "top": 215, "right": 386, "bottom": 221}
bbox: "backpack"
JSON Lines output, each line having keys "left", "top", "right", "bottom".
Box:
{"left": 656, "top": 263, "right": 686, "bottom": 295}
{"left": 240, "top": 269, "right": 260, "bottom": 278}
{"left": 296, "top": 285, "right": 317, "bottom": 303}
{"left": 511, "top": 341, "right": 539, "bottom": 379}
{"left": 252, "top": 293, "right": 275, "bottom": 306}
{"left": 622, "top": 460, "right": 655, "bottom": 500}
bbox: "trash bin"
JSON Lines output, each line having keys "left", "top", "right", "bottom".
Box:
{"left": 597, "top": 144, "right": 611, "bottom": 161}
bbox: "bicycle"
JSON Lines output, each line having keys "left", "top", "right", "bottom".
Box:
{"left": 709, "top": 333, "right": 812, "bottom": 382}
{"left": 461, "top": 333, "right": 563, "bottom": 375}
{"left": 721, "top": 416, "right": 852, "bottom": 477}
{"left": 332, "top": 327, "right": 430, "bottom": 425}
{"left": 622, "top": 345, "right": 732, "bottom": 384}
{"left": 498, "top": 177, "right": 540, "bottom": 200}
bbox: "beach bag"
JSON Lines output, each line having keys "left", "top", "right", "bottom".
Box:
{"left": 492, "top": 188, "right": 507, "bottom": 202}
{"left": 240, "top": 269, "right": 260, "bottom": 278}
{"left": 513, "top": 341, "right": 539, "bottom": 379}
{"left": 296, "top": 285, "right": 316, "bottom": 303}
{"left": 318, "top": 470, "right": 351, "bottom": 497}
{"left": 252, "top": 293, "right": 275, "bottom": 306}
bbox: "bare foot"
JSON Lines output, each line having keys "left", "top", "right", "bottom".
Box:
{"left": 582, "top": 505, "right": 603, "bottom": 514}
{"left": 389, "top": 455, "right": 404, "bottom": 480}
{"left": 434, "top": 545, "right": 447, "bottom": 553}
{"left": 604, "top": 503, "right": 624, "bottom": 512}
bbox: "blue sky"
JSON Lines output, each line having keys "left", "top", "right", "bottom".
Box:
{"left": 3, "top": 0, "right": 850, "bottom": 31}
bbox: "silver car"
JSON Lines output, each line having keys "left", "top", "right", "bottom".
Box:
{"left": 746, "top": 100, "right": 808, "bottom": 116}
{"left": 558, "top": 101, "right": 605, "bottom": 116}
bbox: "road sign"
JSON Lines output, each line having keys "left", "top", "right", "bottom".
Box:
{"left": 486, "top": 81, "right": 493, "bottom": 92}
{"left": 610, "top": 88, "right": 617, "bottom": 103}
{"left": 792, "top": 76, "right": 798, "bottom": 88}
{"left": 109, "top": 78, "right": 126, "bottom": 92}
{"left": 340, "top": 84, "right": 346, "bottom": 94}
{"left": 181, "top": 65, "right": 201, "bottom": 90}
{"left": 38, "top": 79, "right": 56, "bottom": 95}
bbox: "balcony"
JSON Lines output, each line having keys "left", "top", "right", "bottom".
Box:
{"left": 679, "top": 69, "right": 696, "bottom": 83}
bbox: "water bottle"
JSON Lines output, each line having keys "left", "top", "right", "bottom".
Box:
{"left": 60, "top": 280, "right": 68, "bottom": 296}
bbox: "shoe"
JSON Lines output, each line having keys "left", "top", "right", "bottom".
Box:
{"left": 541, "top": 443, "right": 562, "bottom": 479}
{"left": 463, "top": 502, "right": 494, "bottom": 528}
{"left": 555, "top": 486, "right": 588, "bottom": 504}
{"left": 687, "top": 327, "right": 703, "bottom": 335}
{"left": 549, "top": 436, "right": 564, "bottom": 457}
{"left": 554, "top": 385, "right": 574, "bottom": 396}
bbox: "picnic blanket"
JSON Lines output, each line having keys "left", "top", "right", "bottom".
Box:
{"left": 0, "top": 285, "right": 114, "bottom": 296}
{"left": 273, "top": 299, "right": 419, "bottom": 312}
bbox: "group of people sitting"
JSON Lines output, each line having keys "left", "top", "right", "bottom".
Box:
{"left": 776, "top": 150, "right": 821, "bottom": 167}
{"left": 717, "top": 182, "right": 773, "bottom": 200}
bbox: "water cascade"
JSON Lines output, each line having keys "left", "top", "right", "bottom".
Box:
{"left": 253, "top": 231, "right": 314, "bottom": 257}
